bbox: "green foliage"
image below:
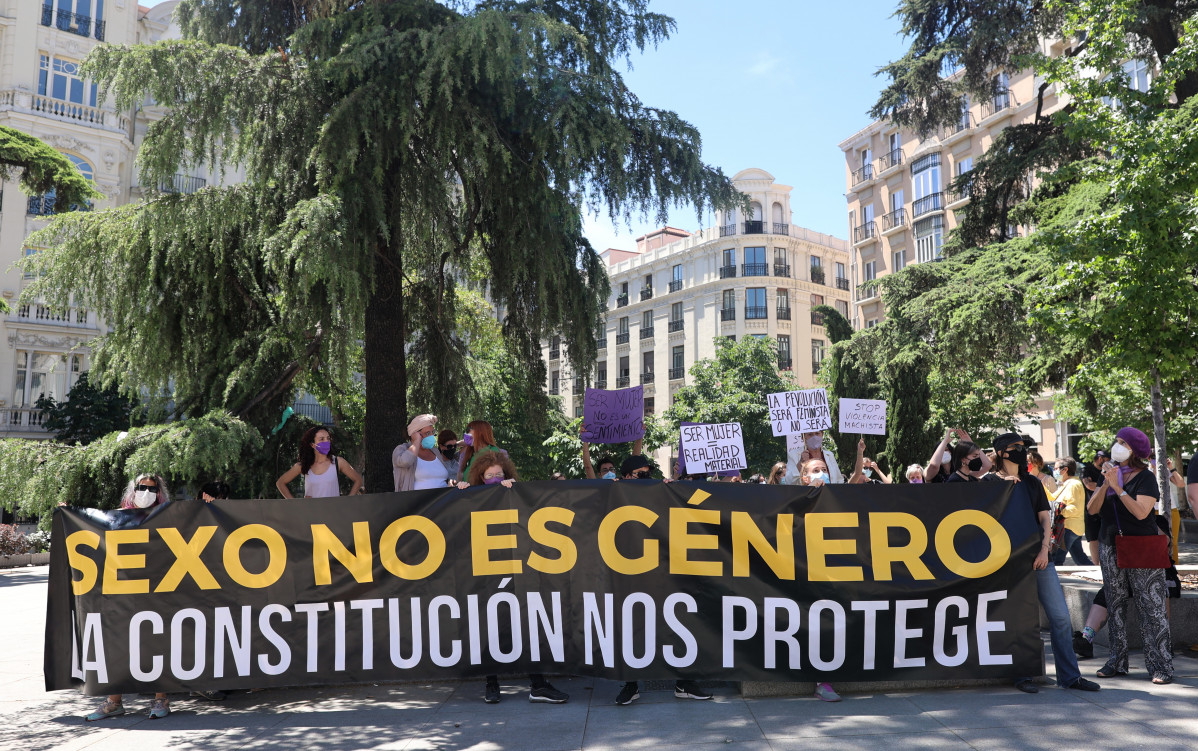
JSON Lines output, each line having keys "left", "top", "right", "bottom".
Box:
{"left": 0, "top": 412, "right": 263, "bottom": 525}
{"left": 0, "top": 125, "right": 99, "bottom": 209}
{"left": 33, "top": 0, "right": 738, "bottom": 492}
{"left": 663, "top": 337, "right": 797, "bottom": 475}
{"left": 811, "top": 304, "right": 853, "bottom": 344}
{"left": 543, "top": 415, "right": 671, "bottom": 479}
{"left": 35, "top": 372, "right": 139, "bottom": 446}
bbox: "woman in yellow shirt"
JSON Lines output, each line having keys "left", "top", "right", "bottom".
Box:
{"left": 1051, "top": 458, "right": 1094, "bottom": 566}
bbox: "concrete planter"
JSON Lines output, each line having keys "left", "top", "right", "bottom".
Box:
{"left": 0, "top": 552, "right": 50, "bottom": 568}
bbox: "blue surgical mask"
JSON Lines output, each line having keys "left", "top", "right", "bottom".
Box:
{"left": 420, "top": 435, "right": 437, "bottom": 450}
{"left": 862, "top": 469, "right": 873, "bottom": 478}
{"left": 1052, "top": 470, "right": 1061, "bottom": 481}
{"left": 812, "top": 472, "right": 830, "bottom": 485}
{"left": 601, "top": 471, "right": 617, "bottom": 480}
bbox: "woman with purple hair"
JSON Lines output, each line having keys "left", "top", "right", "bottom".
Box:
{"left": 1086, "top": 427, "right": 1173, "bottom": 684}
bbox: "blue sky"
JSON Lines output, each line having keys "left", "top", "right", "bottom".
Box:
{"left": 142, "top": 0, "right": 910, "bottom": 247}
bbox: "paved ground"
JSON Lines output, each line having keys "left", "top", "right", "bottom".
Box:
{"left": 4, "top": 565, "right": 1197, "bottom": 751}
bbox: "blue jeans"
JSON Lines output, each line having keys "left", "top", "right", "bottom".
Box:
{"left": 1051, "top": 530, "right": 1093, "bottom": 566}
{"left": 1035, "top": 563, "right": 1081, "bottom": 686}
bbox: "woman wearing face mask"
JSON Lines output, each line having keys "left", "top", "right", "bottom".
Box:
{"left": 766, "top": 462, "right": 786, "bottom": 485}
{"left": 458, "top": 420, "right": 510, "bottom": 482}
{"left": 457, "top": 453, "right": 569, "bottom": 703}
{"left": 1087, "top": 427, "right": 1172, "bottom": 684}
{"left": 944, "top": 441, "right": 992, "bottom": 482}
{"left": 1028, "top": 450, "right": 1058, "bottom": 495}
{"left": 925, "top": 427, "right": 972, "bottom": 483}
{"left": 795, "top": 456, "right": 841, "bottom": 702}
{"left": 392, "top": 414, "right": 455, "bottom": 492}
{"left": 1049, "top": 459, "right": 1092, "bottom": 566}
{"left": 85, "top": 474, "right": 172, "bottom": 721}
{"left": 905, "top": 464, "right": 925, "bottom": 484}
{"left": 276, "top": 426, "right": 362, "bottom": 499}
{"left": 783, "top": 431, "right": 843, "bottom": 485}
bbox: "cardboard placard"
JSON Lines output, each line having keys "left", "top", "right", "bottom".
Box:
{"left": 767, "top": 388, "right": 832, "bottom": 436}
{"left": 839, "top": 398, "right": 887, "bottom": 435}
{"left": 581, "top": 386, "right": 645, "bottom": 443}
{"left": 679, "top": 422, "right": 747, "bottom": 475}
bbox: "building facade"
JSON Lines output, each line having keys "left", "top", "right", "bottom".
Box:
{"left": 834, "top": 38, "right": 1127, "bottom": 461}
{"left": 0, "top": 1, "right": 240, "bottom": 438}
{"left": 545, "top": 168, "right": 852, "bottom": 473}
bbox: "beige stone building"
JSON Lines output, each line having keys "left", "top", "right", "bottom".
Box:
{"left": 835, "top": 40, "right": 1150, "bottom": 460}
{"left": 545, "top": 167, "right": 852, "bottom": 473}
{"left": 0, "top": 1, "right": 235, "bottom": 437}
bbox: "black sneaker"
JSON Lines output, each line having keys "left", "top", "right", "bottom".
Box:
{"left": 1067, "top": 677, "right": 1101, "bottom": 692}
{"left": 674, "top": 680, "right": 712, "bottom": 700}
{"left": 190, "top": 690, "right": 228, "bottom": 701}
{"left": 1073, "top": 630, "right": 1094, "bottom": 659}
{"left": 614, "top": 682, "right": 640, "bottom": 705}
{"left": 484, "top": 682, "right": 501, "bottom": 704}
{"left": 529, "top": 683, "right": 569, "bottom": 704}
{"left": 1014, "top": 678, "right": 1039, "bottom": 694}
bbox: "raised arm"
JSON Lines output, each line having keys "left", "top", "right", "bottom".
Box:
{"left": 581, "top": 425, "right": 596, "bottom": 479}
{"left": 847, "top": 437, "right": 866, "bottom": 484}
{"left": 925, "top": 428, "right": 954, "bottom": 478}
{"left": 872, "top": 459, "right": 893, "bottom": 484}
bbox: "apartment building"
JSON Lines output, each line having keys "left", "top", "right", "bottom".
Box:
{"left": 835, "top": 40, "right": 1152, "bottom": 459}
{"left": 544, "top": 168, "right": 852, "bottom": 472}
{"left": 0, "top": 1, "right": 240, "bottom": 437}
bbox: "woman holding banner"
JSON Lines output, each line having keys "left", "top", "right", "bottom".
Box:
{"left": 85, "top": 474, "right": 173, "bottom": 721}
{"left": 392, "top": 414, "right": 456, "bottom": 492}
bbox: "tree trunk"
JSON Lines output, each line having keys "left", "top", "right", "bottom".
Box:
{"left": 1150, "top": 367, "right": 1170, "bottom": 517}
{"left": 363, "top": 238, "right": 408, "bottom": 494}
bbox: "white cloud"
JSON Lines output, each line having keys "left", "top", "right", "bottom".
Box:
{"left": 747, "top": 52, "right": 782, "bottom": 78}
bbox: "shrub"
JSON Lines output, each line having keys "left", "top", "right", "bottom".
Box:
{"left": 25, "top": 529, "right": 50, "bottom": 554}
{"left": 0, "top": 525, "right": 30, "bottom": 556}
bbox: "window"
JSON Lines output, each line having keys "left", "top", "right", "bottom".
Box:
{"left": 644, "top": 397, "right": 655, "bottom": 415}
{"left": 13, "top": 351, "right": 84, "bottom": 410}
{"left": 620, "top": 282, "right": 628, "bottom": 295}
{"left": 777, "top": 335, "right": 791, "bottom": 368}
{"left": 812, "top": 339, "right": 825, "bottom": 365}
{"left": 618, "top": 317, "right": 629, "bottom": 334}
{"left": 39, "top": 55, "right": 97, "bottom": 107}
{"left": 776, "top": 289, "right": 789, "bottom": 311}
{"left": 993, "top": 72, "right": 1010, "bottom": 110}
{"left": 722, "top": 248, "right": 736, "bottom": 267}
{"left": 893, "top": 249, "right": 906, "bottom": 271}
{"left": 890, "top": 189, "right": 904, "bottom": 214}
{"left": 835, "top": 262, "right": 846, "bottom": 279}
{"left": 23, "top": 248, "right": 39, "bottom": 279}
{"left": 1125, "top": 59, "right": 1150, "bottom": 94}
{"left": 619, "top": 356, "right": 630, "bottom": 378}
{"left": 888, "top": 132, "right": 900, "bottom": 154}
{"left": 860, "top": 147, "right": 872, "bottom": 169}
{"left": 672, "top": 345, "right": 685, "bottom": 371}
{"left": 597, "top": 360, "right": 607, "bottom": 386}
{"left": 672, "top": 264, "right": 683, "bottom": 283}
{"left": 915, "top": 215, "right": 945, "bottom": 263}
{"left": 863, "top": 261, "right": 876, "bottom": 281}
{"left": 835, "top": 300, "right": 849, "bottom": 318}
{"left": 956, "top": 156, "right": 973, "bottom": 176}
{"left": 912, "top": 153, "right": 941, "bottom": 204}
{"left": 30, "top": 153, "right": 94, "bottom": 215}
{"left": 810, "top": 293, "right": 824, "bottom": 307}
{"left": 744, "top": 246, "right": 766, "bottom": 275}
{"left": 866, "top": 318, "right": 880, "bottom": 328}
{"left": 644, "top": 273, "right": 653, "bottom": 288}
{"left": 642, "top": 310, "right": 653, "bottom": 329}
{"left": 722, "top": 289, "right": 735, "bottom": 310}
{"left": 745, "top": 288, "right": 767, "bottom": 319}
{"left": 642, "top": 351, "right": 654, "bottom": 373}
{"left": 550, "top": 370, "right": 559, "bottom": 394}
{"left": 773, "top": 248, "right": 786, "bottom": 265}
{"left": 810, "top": 255, "right": 821, "bottom": 268}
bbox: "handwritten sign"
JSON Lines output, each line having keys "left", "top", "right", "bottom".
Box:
{"left": 839, "top": 398, "right": 887, "bottom": 435}
{"left": 766, "top": 388, "right": 832, "bottom": 436}
{"left": 786, "top": 433, "right": 804, "bottom": 453}
{"left": 680, "top": 422, "right": 746, "bottom": 475}
{"left": 582, "top": 386, "right": 645, "bottom": 443}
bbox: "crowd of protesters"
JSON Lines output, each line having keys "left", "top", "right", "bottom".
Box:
{"left": 81, "top": 410, "right": 1194, "bottom": 721}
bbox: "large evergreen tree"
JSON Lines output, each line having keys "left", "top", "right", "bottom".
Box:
{"left": 25, "top": 0, "right": 740, "bottom": 492}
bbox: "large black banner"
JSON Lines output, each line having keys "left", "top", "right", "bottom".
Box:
{"left": 46, "top": 481, "right": 1043, "bottom": 695}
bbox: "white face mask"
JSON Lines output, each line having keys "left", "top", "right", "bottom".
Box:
{"left": 805, "top": 436, "right": 823, "bottom": 450}
{"left": 942, "top": 451, "right": 952, "bottom": 465}
{"left": 1110, "top": 443, "right": 1131, "bottom": 463}
{"left": 132, "top": 489, "right": 156, "bottom": 508}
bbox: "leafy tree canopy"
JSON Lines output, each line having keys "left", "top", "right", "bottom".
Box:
{"left": 35, "top": 371, "right": 140, "bottom": 446}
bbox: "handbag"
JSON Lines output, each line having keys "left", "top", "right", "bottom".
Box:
{"left": 1111, "top": 488, "right": 1171, "bottom": 569}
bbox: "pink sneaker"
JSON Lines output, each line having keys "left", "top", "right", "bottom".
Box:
{"left": 814, "top": 682, "right": 841, "bottom": 702}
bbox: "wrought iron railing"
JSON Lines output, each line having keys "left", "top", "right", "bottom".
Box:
{"left": 853, "top": 221, "right": 877, "bottom": 243}
{"left": 668, "top": 319, "right": 684, "bottom": 332}
{"left": 912, "top": 192, "right": 944, "bottom": 218}
{"left": 745, "top": 306, "right": 767, "bottom": 320}
{"left": 718, "top": 265, "right": 737, "bottom": 279}
{"left": 774, "top": 263, "right": 790, "bottom": 278}
{"left": 742, "top": 263, "right": 768, "bottom": 277}
{"left": 882, "top": 208, "right": 907, "bottom": 231}
{"left": 668, "top": 279, "right": 683, "bottom": 293}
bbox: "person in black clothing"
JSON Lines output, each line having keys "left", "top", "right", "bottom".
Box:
{"left": 991, "top": 433, "right": 1099, "bottom": 694}
{"left": 1086, "top": 427, "right": 1173, "bottom": 684}
{"left": 1081, "top": 450, "right": 1110, "bottom": 563}
{"left": 943, "top": 441, "right": 991, "bottom": 482}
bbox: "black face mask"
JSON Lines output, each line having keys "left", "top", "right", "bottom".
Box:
{"left": 441, "top": 447, "right": 456, "bottom": 459}
{"left": 967, "top": 457, "right": 984, "bottom": 472}
{"left": 1004, "top": 447, "right": 1028, "bottom": 467}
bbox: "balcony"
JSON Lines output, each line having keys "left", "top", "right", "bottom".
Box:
{"left": 639, "top": 327, "right": 654, "bottom": 340}
{"left": 946, "top": 186, "right": 971, "bottom": 209}
{"left": 835, "top": 276, "right": 850, "bottom": 291}
{"left": 742, "top": 263, "right": 768, "bottom": 277}
{"left": 719, "top": 224, "right": 736, "bottom": 237}
{"left": 850, "top": 163, "right": 875, "bottom": 188}
{"left": 0, "top": 90, "right": 130, "bottom": 136}
{"left": 158, "top": 174, "right": 208, "bottom": 195}
{"left": 27, "top": 194, "right": 91, "bottom": 216}
{"left": 42, "top": 8, "right": 103, "bottom": 40}
{"left": 745, "top": 306, "right": 767, "bottom": 320}
{"left": 669, "top": 367, "right": 685, "bottom": 380}
{"left": 857, "top": 283, "right": 878, "bottom": 301}
{"left": 11, "top": 303, "right": 91, "bottom": 328}
{"left": 616, "top": 332, "right": 630, "bottom": 345}
{"left": 912, "top": 192, "right": 944, "bottom": 218}
{"left": 720, "top": 308, "right": 736, "bottom": 322}
{"left": 776, "top": 307, "right": 791, "bottom": 321}
{"left": 813, "top": 360, "right": 823, "bottom": 375}
{"left": 983, "top": 90, "right": 1016, "bottom": 120}
{"left": 640, "top": 287, "right": 654, "bottom": 301}
{"left": 943, "top": 112, "right": 975, "bottom": 143}
{"left": 615, "top": 294, "right": 629, "bottom": 308}
{"left": 718, "top": 265, "right": 737, "bottom": 279}
{"left": 811, "top": 311, "right": 825, "bottom": 326}
{"left": 773, "top": 263, "right": 790, "bottom": 278}
{"left": 810, "top": 267, "right": 825, "bottom": 285}
{"left": 549, "top": 386, "right": 560, "bottom": 396}
{"left": 743, "top": 220, "right": 766, "bottom": 234}
{"left": 668, "top": 279, "right": 683, "bottom": 293}
{"left": 549, "top": 347, "right": 560, "bottom": 360}
{"left": 853, "top": 221, "right": 878, "bottom": 245}
{"left": 668, "top": 319, "right": 684, "bottom": 332}
{"left": 778, "top": 358, "right": 793, "bottom": 371}
{"left": 640, "top": 372, "right": 655, "bottom": 384}
{"left": 878, "top": 147, "right": 903, "bottom": 175}
{"left": 616, "top": 376, "right": 630, "bottom": 388}
{"left": 0, "top": 408, "right": 48, "bottom": 434}
{"left": 597, "top": 337, "right": 607, "bottom": 350}
{"left": 881, "top": 208, "right": 907, "bottom": 234}
{"left": 596, "top": 378, "right": 607, "bottom": 389}
{"left": 772, "top": 222, "right": 789, "bottom": 235}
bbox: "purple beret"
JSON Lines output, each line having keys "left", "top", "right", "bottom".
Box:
{"left": 1115, "top": 426, "right": 1151, "bottom": 459}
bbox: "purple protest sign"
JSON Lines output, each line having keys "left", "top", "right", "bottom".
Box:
{"left": 581, "top": 386, "right": 645, "bottom": 443}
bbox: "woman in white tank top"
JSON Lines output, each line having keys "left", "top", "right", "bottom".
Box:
{"left": 275, "top": 427, "right": 363, "bottom": 499}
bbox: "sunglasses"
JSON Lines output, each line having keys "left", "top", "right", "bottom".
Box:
{"left": 631, "top": 470, "right": 651, "bottom": 479}
{"left": 135, "top": 484, "right": 158, "bottom": 493}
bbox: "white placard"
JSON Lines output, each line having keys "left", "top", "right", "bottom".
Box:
{"left": 679, "top": 422, "right": 747, "bottom": 475}
{"left": 786, "top": 433, "right": 804, "bottom": 452}
{"left": 839, "top": 398, "right": 887, "bottom": 435}
{"left": 766, "top": 388, "right": 832, "bottom": 436}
